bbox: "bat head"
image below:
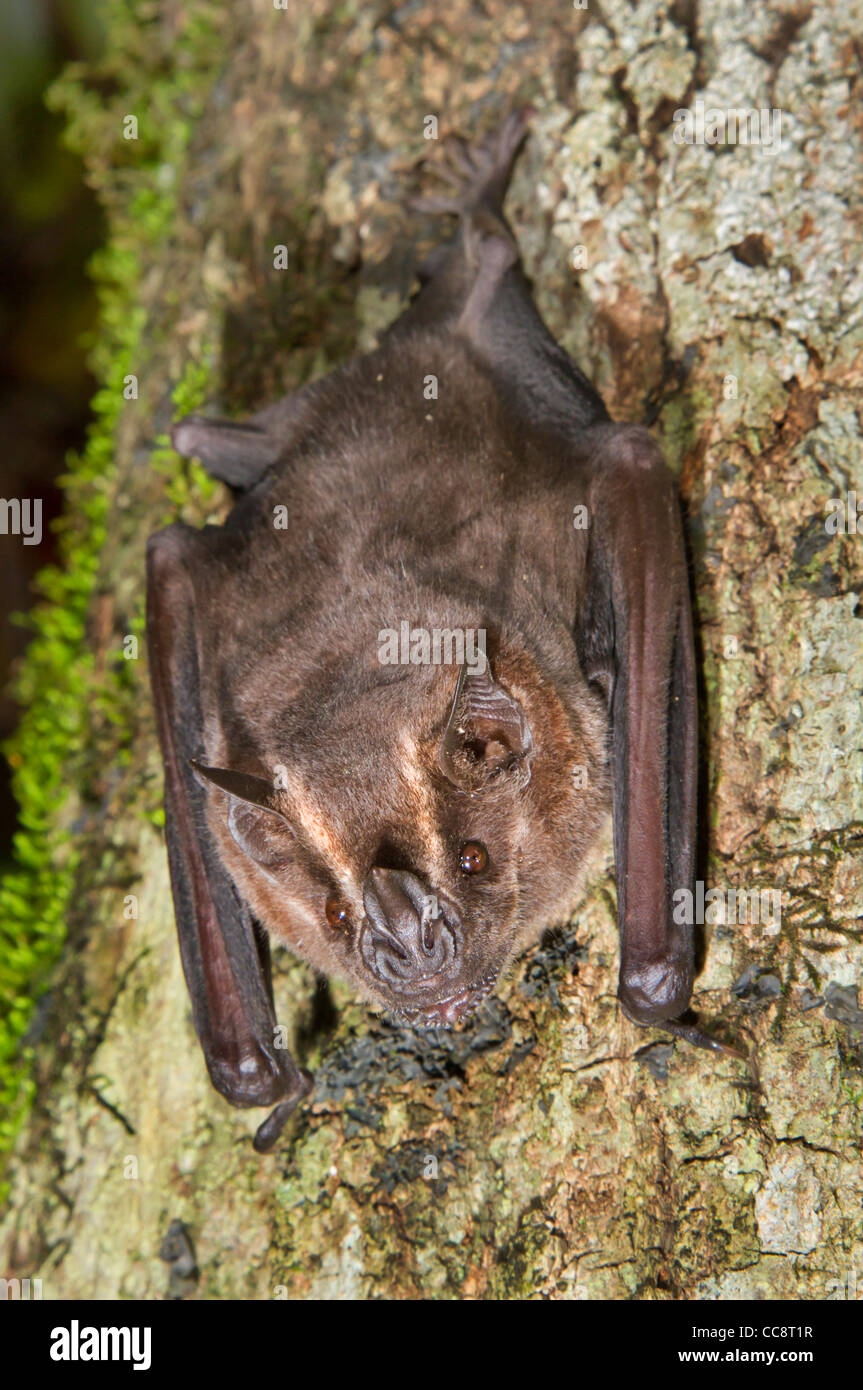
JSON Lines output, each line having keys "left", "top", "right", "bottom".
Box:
{"left": 196, "top": 647, "right": 607, "bottom": 1028}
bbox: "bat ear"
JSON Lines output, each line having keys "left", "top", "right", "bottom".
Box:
{"left": 190, "top": 762, "right": 294, "bottom": 867}
{"left": 190, "top": 762, "right": 282, "bottom": 811}
{"left": 438, "top": 663, "right": 533, "bottom": 789}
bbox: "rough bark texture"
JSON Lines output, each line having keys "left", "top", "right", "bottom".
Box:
{"left": 2, "top": 0, "right": 861, "bottom": 1300}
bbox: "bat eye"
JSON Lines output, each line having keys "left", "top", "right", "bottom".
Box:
{"left": 458, "top": 841, "right": 488, "bottom": 874}
{"left": 325, "top": 895, "right": 350, "bottom": 928}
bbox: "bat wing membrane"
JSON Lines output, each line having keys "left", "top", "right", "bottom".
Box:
{"left": 146, "top": 525, "right": 312, "bottom": 1147}
{"left": 575, "top": 424, "right": 698, "bottom": 1029}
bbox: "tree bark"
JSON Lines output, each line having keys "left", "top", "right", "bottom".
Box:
{"left": 1, "top": 0, "right": 861, "bottom": 1300}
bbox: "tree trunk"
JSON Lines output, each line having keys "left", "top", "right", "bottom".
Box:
{"left": 2, "top": 0, "right": 861, "bottom": 1301}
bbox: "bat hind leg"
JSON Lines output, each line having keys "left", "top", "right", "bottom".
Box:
{"left": 399, "top": 108, "right": 608, "bottom": 430}
{"left": 394, "top": 108, "right": 532, "bottom": 335}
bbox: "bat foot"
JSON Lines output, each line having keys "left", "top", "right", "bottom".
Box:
{"left": 252, "top": 1068, "right": 315, "bottom": 1153}
{"left": 412, "top": 107, "right": 533, "bottom": 221}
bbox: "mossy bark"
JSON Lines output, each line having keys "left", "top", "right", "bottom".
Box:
{"left": 1, "top": 0, "right": 861, "bottom": 1300}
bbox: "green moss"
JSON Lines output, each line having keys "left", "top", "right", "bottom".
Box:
{"left": 151, "top": 355, "right": 222, "bottom": 512}
{"left": 0, "top": 0, "right": 223, "bottom": 1196}
{"left": 659, "top": 383, "right": 714, "bottom": 473}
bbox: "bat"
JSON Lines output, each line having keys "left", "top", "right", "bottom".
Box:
{"left": 147, "top": 110, "right": 735, "bottom": 1152}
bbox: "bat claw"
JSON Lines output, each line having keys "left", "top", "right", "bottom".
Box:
{"left": 660, "top": 1015, "right": 746, "bottom": 1059}
{"left": 252, "top": 1068, "right": 314, "bottom": 1153}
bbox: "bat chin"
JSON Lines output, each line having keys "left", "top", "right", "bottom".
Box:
{"left": 385, "top": 976, "right": 498, "bottom": 1029}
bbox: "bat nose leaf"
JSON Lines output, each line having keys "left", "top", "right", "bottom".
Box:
{"left": 360, "top": 866, "right": 457, "bottom": 987}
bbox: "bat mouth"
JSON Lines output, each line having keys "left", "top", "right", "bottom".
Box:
{"left": 387, "top": 972, "right": 498, "bottom": 1029}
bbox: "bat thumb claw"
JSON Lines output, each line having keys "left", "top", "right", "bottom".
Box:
{"left": 662, "top": 1015, "right": 747, "bottom": 1059}
{"left": 252, "top": 1068, "right": 314, "bottom": 1153}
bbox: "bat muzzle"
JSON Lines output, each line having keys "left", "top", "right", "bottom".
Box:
{"left": 360, "top": 866, "right": 461, "bottom": 998}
